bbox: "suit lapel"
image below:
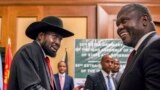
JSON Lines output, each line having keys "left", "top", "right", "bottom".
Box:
{"left": 98, "top": 71, "right": 108, "bottom": 90}
{"left": 63, "top": 74, "right": 68, "bottom": 90}
{"left": 54, "top": 74, "right": 59, "bottom": 90}
{"left": 112, "top": 76, "right": 117, "bottom": 88}
{"left": 117, "top": 32, "right": 157, "bottom": 89}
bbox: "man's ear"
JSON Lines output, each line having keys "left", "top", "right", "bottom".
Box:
{"left": 37, "top": 32, "right": 45, "bottom": 42}
{"left": 141, "top": 15, "right": 148, "bottom": 26}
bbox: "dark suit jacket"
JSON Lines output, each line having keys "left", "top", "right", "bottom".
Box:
{"left": 114, "top": 72, "right": 122, "bottom": 84}
{"left": 8, "top": 41, "right": 57, "bottom": 90}
{"left": 117, "top": 33, "right": 160, "bottom": 90}
{"left": 54, "top": 73, "right": 74, "bottom": 90}
{"left": 84, "top": 71, "right": 116, "bottom": 90}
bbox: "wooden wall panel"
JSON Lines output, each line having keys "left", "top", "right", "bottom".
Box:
{"left": 155, "top": 22, "right": 160, "bottom": 35}
{"left": 1, "top": 0, "right": 160, "bottom": 5}
{"left": 0, "top": 5, "right": 96, "bottom": 54}
{"left": 0, "top": 5, "right": 95, "bottom": 75}
{"left": 0, "top": 6, "right": 8, "bottom": 48}
{"left": 97, "top": 3, "right": 160, "bottom": 38}
{"left": 7, "top": 6, "right": 43, "bottom": 54}
{"left": 97, "top": 4, "right": 122, "bottom": 38}
{"left": 43, "top": 5, "right": 96, "bottom": 38}
{"left": 16, "top": 17, "right": 36, "bottom": 51}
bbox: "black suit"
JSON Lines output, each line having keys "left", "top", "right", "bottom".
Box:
{"left": 84, "top": 71, "right": 116, "bottom": 90}
{"left": 117, "top": 33, "right": 160, "bottom": 90}
{"left": 8, "top": 41, "right": 57, "bottom": 90}
{"left": 113, "top": 72, "right": 122, "bottom": 84}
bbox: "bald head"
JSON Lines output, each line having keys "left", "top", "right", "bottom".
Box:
{"left": 117, "top": 3, "right": 152, "bottom": 21}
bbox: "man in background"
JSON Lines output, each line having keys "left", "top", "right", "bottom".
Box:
{"left": 54, "top": 61, "right": 74, "bottom": 90}
{"left": 111, "top": 59, "right": 122, "bottom": 84}
{"left": 8, "top": 16, "right": 74, "bottom": 90}
{"left": 116, "top": 3, "right": 160, "bottom": 90}
{"left": 84, "top": 54, "right": 116, "bottom": 90}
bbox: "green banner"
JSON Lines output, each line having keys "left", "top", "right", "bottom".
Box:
{"left": 75, "top": 39, "right": 133, "bottom": 78}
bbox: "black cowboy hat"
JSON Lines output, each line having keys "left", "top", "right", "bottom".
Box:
{"left": 25, "top": 16, "right": 74, "bottom": 40}
{"left": 154, "top": 21, "right": 160, "bottom": 25}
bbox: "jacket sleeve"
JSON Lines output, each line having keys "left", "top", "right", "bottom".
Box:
{"left": 84, "top": 75, "right": 94, "bottom": 90}
{"left": 143, "top": 40, "right": 160, "bottom": 90}
{"left": 70, "top": 77, "right": 74, "bottom": 90}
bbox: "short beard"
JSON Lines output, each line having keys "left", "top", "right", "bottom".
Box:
{"left": 41, "top": 42, "right": 56, "bottom": 57}
{"left": 123, "top": 27, "right": 142, "bottom": 47}
{"left": 123, "top": 39, "right": 136, "bottom": 47}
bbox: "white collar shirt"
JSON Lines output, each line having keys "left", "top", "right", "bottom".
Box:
{"left": 101, "top": 70, "right": 115, "bottom": 90}
{"left": 134, "top": 31, "right": 155, "bottom": 51}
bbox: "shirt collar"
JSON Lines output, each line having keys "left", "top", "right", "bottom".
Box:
{"left": 59, "top": 73, "right": 65, "bottom": 77}
{"left": 134, "top": 31, "right": 155, "bottom": 51}
{"left": 101, "top": 70, "right": 109, "bottom": 77}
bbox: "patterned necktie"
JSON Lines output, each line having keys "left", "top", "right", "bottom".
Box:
{"left": 45, "top": 57, "right": 54, "bottom": 90}
{"left": 127, "top": 49, "right": 136, "bottom": 64}
{"left": 60, "top": 75, "right": 64, "bottom": 90}
{"left": 107, "top": 76, "right": 112, "bottom": 90}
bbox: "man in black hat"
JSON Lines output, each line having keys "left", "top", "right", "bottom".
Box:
{"left": 8, "top": 16, "right": 74, "bottom": 90}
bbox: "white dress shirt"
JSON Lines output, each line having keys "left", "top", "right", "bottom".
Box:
{"left": 101, "top": 70, "right": 115, "bottom": 90}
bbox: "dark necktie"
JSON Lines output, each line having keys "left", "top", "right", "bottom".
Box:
{"left": 45, "top": 57, "right": 54, "bottom": 90}
{"left": 107, "top": 76, "right": 113, "bottom": 90}
{"left": 127, "top": 49, "right": 136, "bottom": 64}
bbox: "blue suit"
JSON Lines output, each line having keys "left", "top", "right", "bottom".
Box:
{"left": 54, "top": 73, "right": 74, "bottom": 90}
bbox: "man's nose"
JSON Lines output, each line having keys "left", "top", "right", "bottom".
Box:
{"left": 117, "top": 23, "right": 124, "bottom": 30}
{"left": 54, "top": 38, "right": 61, "bottom": 48}
{"left": 109, "top": 62, "right": 112, "bottom": 66}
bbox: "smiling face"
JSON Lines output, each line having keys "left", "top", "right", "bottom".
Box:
{"left": 116, "top": 11, "right": 145, "bottom": 47}
{"left": 38, "top": 31, "right": 63, "bottom": 57}
{"left": 116, "top": 4, "right": 153, "bottom": 47}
